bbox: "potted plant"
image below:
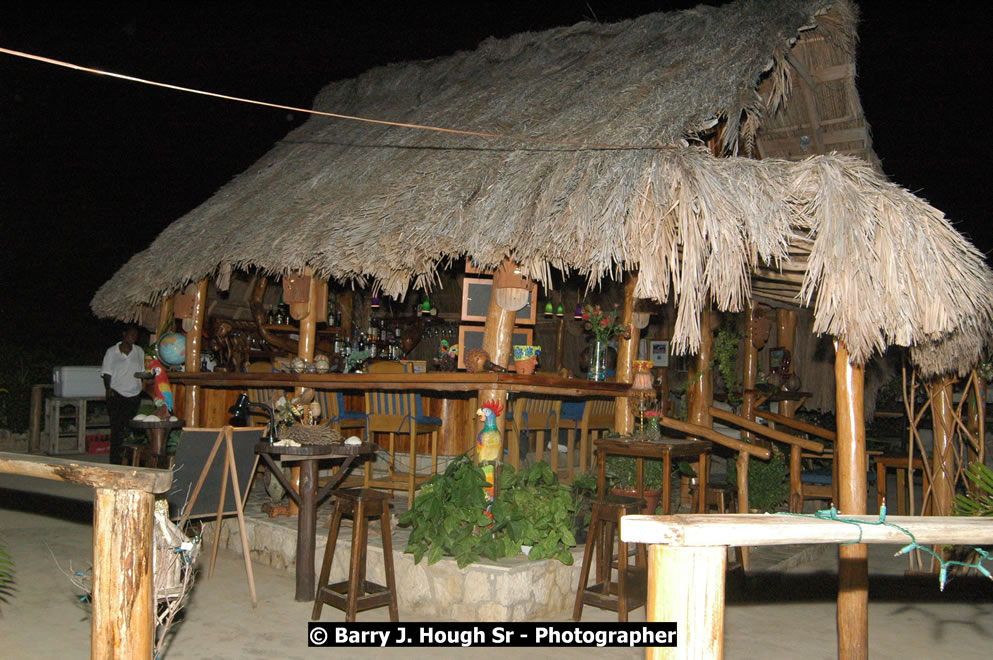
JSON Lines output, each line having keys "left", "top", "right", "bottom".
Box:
{"left": 605, "top": 455, "right": 665, "bottom": 513}
{"left": 398, "top": 456, "right": 584, "bottom": 568}
{"left": 569, "top": 472, "right": 597, "bottom": 543}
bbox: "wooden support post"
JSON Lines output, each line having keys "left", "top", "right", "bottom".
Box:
{"left": 288, "top": 267, "right": 321, "bottom": 517}
{"left": 776, "top": 308, "right": 803, "bottom": 512}
{"left": 966, "top": 377, "right": 986, "bottom": 466}
{"left": 741, "top": 302, "right": 759, "bottom": 439}
{"left": 156, "top": 294, "right": 175, "bottom": 341}
{"left": 647, "top": 544, "right": 725, "bottom": 660}
{"left": 554, "top": 314, "right": 566, "bottom": 374}
{"left": 92, "top": 487, "right": 156, "bottom": 659}
{"left": 685, "top": 310, "right": 714, "bottom": 509}
{"left": 930, "top": 375, "right": 955, "bottom": 516}
{"left": 182, "top": 279, "right": 208, "bottom": 425}
{"left": 614, "top": 274, "right": 639, "bottom": 435}
{"left": 478, "top": 258, "right": 519, "bottom": 461}
{"left": 834, "top": 339, "right": 867, "bottom": 660}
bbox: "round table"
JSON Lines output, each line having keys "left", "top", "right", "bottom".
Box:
{"left": 255, "top": 440, "right": 376, "bottom": 601}
{"left": 129, "top": 417, "right": 185, "bottom": 467}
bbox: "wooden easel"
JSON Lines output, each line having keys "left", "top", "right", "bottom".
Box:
{"left": 177, "top": 425, "right": 258, "bottom": 607}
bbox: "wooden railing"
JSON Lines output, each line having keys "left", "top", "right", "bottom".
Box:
{"left": 0, "top": 451, "right": 172, "bottom": 658}
{"left": 622, "top": 513, "right": 993, "bottom": 659}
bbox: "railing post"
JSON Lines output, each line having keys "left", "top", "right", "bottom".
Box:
{"left": 92, "top": 486, "right": 156, "bottom": 659}
{"left": 647, "top": 544, "right": 726, "bottom": 659}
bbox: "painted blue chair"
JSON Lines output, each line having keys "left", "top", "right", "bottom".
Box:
{"left": 314, "top": 389, "right": 368, "bottom": 439}
{"left": 363, "top": 361, "right": 441, "bottom": 508}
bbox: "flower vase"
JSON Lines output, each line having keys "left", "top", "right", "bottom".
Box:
{"left": 645, "top": 416, "right": 661, "bottom": 441}
{"left": 588, "top": 339, "right": 608, "bottom": 381}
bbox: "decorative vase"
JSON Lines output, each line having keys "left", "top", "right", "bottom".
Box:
{"left": 588, "top": 339, "right": 608, "bottom": 381}
{"left": 645, "top": 416, "right": 661, "bottom": 441}
{"left": 512, "top": 345, "right": 541, "bottom": 375}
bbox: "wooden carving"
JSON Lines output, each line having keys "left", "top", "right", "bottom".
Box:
{"left": 249, "top": 276, "right": 300, "bottom": 354}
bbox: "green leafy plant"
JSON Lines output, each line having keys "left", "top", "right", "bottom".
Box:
{"left": 953, "top": 462, "right": 993, "bottom": 517}
{"left": 728, "top": 450, "right": 789, "bottom": 512}
{"left": 0, "top": 540, "right": 14, "bottom": 611}
{"left": 398, "top": 455, "right": 584, "bottom": 568}
{"left": 713, "top": 317, "right": 742, "bottom": 404}
{"left": 605, "top": 455, "right": 665, "bottom": 491}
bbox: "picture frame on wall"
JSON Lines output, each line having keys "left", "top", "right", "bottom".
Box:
{"left": 457, "top": 325, "right": 534, "bottom": 370}
{"left": 650, "top": 340, "right": 670, "bottom": 367}
{"left": 460, "top": 277, "right": 537, "bottom": 325}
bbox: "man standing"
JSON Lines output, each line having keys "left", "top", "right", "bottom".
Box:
{"left": 102, "top": 325, "right": 145, "bottom": 464}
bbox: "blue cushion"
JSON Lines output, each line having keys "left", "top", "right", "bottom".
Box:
{"left": 560, "top": 402, "right": 585, "bottom": 421}
{"left": 415, "top": 415, "right": 442, "bottom": 426}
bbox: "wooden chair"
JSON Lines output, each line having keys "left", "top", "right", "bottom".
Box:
{"left": 509, "top": 396, "right": 562, "bottom": 473}
{"left": 363, "top": 361, "right": 441, "bottom": 508}
{"left": 244, "top": 361, "right": 287, "bottom": 426}
{"left": 314, "top": 389, "right": 367, "bottom": 439}
{"left": 566, "top": 398, "right": 615, "bottom": 476}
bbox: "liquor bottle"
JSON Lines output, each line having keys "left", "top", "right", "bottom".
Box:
{"left": 358, "top": 332, "right": 366, "bottom": 352}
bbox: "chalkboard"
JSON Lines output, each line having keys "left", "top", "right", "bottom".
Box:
{"left": 457, "top": 325, "right": 533, "bottom": 370}
{"left": 461, "top": 277, "right": 536, "bottom": 324}
{"left": 166, "top": 427, "right": 263, "bottom": 520}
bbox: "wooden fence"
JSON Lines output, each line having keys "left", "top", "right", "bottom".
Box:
{"left": 0, "top": 451, "right": 172, "bottom": 658}
{"left": 622, "top": 513, "right": 993, "bottom": 659}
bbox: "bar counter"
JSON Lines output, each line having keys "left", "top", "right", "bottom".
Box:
{"left": 170, "top": 371, "right": 632, "bottom": 398}
{"left": 171, "top": 371, "right": 631, "bottom": 455}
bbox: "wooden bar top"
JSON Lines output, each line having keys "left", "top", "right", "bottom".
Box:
{"left": 170, "top": 371, "right": 632, "bottom": 398}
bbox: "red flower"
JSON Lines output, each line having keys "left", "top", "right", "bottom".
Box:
{"left": 599, "top": 318, "right": 609, "bottom": 326}
{"left": 581, "top": 312, "right": 589, "bottom": 320}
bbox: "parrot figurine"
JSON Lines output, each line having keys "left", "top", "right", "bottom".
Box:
{"left": 146, "top": 357, "right": 174, "bottom": 412}
{"left": 476, "top": 400, "right": 505, "bottom": 463}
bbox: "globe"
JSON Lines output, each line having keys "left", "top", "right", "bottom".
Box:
{"left": 156, "top": 332, "right": 187, "bottom": 367}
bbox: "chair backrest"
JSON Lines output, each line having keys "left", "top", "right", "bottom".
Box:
{"left": 314, "top": 389, "right": 341, "bottom": 423}
{"left": 586, "top": 398, "right": 616, "bottom": 429}
{"left": 244, "top": 361, "right": 286, "bottom": 424}
{"left": 365, "top": 361, "right": 417, "bottom": 432}
{"left": 513, "top": 396, "right": 562, "bottom": 431}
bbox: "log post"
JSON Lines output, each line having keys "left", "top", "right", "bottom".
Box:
{"left": 929, "top": 375, "right": 956, "bottom": 517}
{"left": 182, "top": 279, "right": 208, "bottom": 425}
{"left": 776, "top": 309, "right": 803, "bottom": 512}
{"left": 92, "top": 487, "right": 156, "bottom": 659}
{"left": 966, "top": 375, "right": 986, "bottom": 467}
{"left": 614, "top": 273, "right": 639, "bottom": 435}
{"left": 834, "top": 339, "right": 868, "bottom": 660}
{"left": 288, "top": 268, "right": 322, "bottom": 517}
{"left": 554, "top": 314, "right": 566, "bottom": 373}
{"left": 478, "top": 258, "right": 519, "bottom": 462}
{"left": 647, "top": 544, "right": 726, "bottom": 660}
{"left": 686, "top": 310, "right": 714, "bottom": 509}
{"left": 741, "top": 302, "right": 759, "bottom": 439}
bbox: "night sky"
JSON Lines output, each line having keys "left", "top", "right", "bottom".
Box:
{"left": 1, "top": 2, "right": 989, "bottom": 351}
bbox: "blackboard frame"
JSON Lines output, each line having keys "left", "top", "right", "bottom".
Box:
{"left": 166, "top": 426, "right": 263, "bottom": 521}
{"left": 456, "top": 325, "right": 533, "bottom": 370}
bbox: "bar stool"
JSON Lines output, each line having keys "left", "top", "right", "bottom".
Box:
{"left": 312, "top": 488, "right": 398, "bottom": 622}
{"left": 573, "top": 494, "right": 647, "bottom": 622}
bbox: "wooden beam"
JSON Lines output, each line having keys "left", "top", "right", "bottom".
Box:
{"left": 0, "top": 451, "right": 172, "bottom": 493}
{"left": 929, "top": 376, "right": 956, "bottom": 516}
{"left": 659, "top": 417, "right": 771, "bottom": 459}
{"left": 710, "top": 407, "right": 824, "bottom": 452}
{"left": 758, "top": 409, "right": 836, "bottom": 441}
{"left": 621, "top": 513, "right": 993, "bottom": 547}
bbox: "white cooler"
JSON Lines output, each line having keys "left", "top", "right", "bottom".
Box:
{"left": 53, "top": 366, "right": 105, "bottom": 398}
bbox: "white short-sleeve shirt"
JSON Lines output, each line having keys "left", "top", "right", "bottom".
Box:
{"left": 101, "top": 343, "right": 145, "bottom": 397}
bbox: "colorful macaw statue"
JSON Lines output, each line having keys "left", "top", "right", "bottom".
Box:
{"left": 476, "top": 399, "right": 504, "bottom": 463}
{"left": 145, "top": 356, "right": 174, "bottom": 412}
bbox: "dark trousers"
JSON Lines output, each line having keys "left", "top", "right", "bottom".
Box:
{"left": 107, "top": 391, "right": 141, "bottom": 464}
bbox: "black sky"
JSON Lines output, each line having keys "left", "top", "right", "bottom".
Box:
{"left": 1, "top": 2, "right": 989, "bottom": 350}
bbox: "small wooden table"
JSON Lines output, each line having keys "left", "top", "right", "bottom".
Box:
{"left": 127, "top": 417, "right": 185, "bottom": 468}
{"left": 595, "top": 437, "right": 712, "bottom": 514}
{"left": 255, "top": 440, "right": 375, "bottom": 601}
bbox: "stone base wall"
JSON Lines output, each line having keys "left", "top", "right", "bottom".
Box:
{"left": 203, "top": 517, "right": 582, "bottom": 621}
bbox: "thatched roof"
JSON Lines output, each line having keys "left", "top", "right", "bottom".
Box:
{"left": 91, "top": 0, "right": 993, "bottom": 376}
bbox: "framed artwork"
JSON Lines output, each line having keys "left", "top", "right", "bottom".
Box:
{"left": 457, "top": 325, "right": 534, "bottom": 370}
{"left": 769, "top": 347, "right": 787, "bottom": 372}
{"left": 460, "top": 277, "right": 537, "bottom": 325}
{"left": 650, "top": 340, "right": 670, "bottom": 368}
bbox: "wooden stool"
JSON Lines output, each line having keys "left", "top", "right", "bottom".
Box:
{"left": 573, "top": 495, "right": 647, "bottom": 622}
{"left": 312, "top": 488, "right": 398, "bottom": 622}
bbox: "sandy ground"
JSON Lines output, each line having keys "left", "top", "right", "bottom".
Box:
{"left": 2, "top": 471, "right": 992, "bottom": 659}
